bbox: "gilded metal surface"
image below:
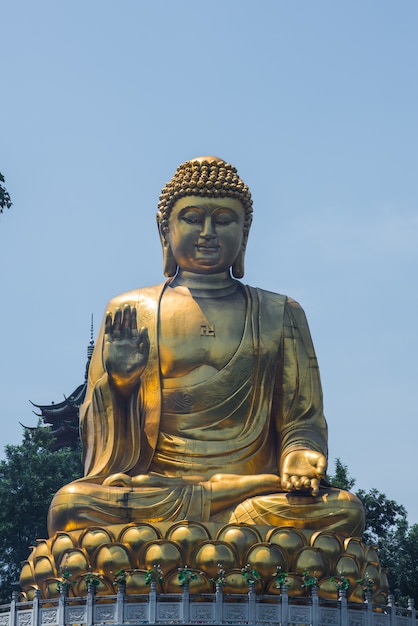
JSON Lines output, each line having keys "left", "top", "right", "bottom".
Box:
{"left": 47, "top": 156, "right": 364, "bottom": 538}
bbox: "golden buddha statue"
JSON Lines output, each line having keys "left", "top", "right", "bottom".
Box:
{"left": 47, "top": 156, "right": 364, "bottom": 538}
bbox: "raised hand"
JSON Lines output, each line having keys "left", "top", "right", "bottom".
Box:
{"left": 281, "top": 449, "right": 327, "bottom": 497}
{"left": 103, "top": 305, "right": 149, "bottom": 397}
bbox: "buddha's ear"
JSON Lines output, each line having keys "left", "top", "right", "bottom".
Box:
{"left": 232, "top": 233, "right": 248, "bottom": 279}
{"left": 157, "top": 212, "right": 177, "bottom": 277}
{"left": 156, "top": 211, "right": 166, "bottom": 246}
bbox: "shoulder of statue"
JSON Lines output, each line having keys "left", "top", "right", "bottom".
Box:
{"left": 243, "top": 286, "right": 309, "bottom": 320}
{"left": 282, "top": 297, "right": 315, "bottom": 353}
{"left": 285, "top": 296, "right": 305, "bottom": 312}
{"left": 243, "top": 286, "right": 289, "bottom": 333}
{"left": 283, "top": 297, "right": 311, "bottom": 328}
{"left": 245, "top": 285, "right": 288, "bottom": 307}
{"left": 105, "top": 282, "right": 166, "bottom": 310}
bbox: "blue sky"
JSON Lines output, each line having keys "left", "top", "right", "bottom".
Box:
{"left": 1, "top": 1, "right": 417, "bottom": 523}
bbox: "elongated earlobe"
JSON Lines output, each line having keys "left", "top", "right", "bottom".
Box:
{"left": 163, "top": 243, "right": 177, "bottom": 277}
{"left": 232, "top": 233, "right": 248, "bottom": 279}
{"left": 232, "top": 249, "right": 245, "bottom": 278}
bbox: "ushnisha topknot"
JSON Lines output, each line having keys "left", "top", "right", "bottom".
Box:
{"left": 157, "top": 156, "right": 253, "bottom": 234}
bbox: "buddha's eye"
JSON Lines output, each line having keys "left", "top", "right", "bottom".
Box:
{"left": 214, "top": 213, "right": 234, "bottom": 226}
{"left": 181, "top": 212, "right": 202, "bottom": 225}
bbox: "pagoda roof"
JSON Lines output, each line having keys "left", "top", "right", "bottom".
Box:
{"left": 30, "top": 382, "right": 86, "bottom": 424}
{"left": 28, "top": 382, "right": 86, "bottom": 450}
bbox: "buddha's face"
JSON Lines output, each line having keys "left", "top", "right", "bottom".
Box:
{"left": 167, "top": 195, "right": 246, "bottom": 274}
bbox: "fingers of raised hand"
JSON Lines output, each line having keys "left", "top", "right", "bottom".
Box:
{"left": 105, "top": 311, "right": 113, "bottom": 338}
{"left": 130, "top": 307, "right": 138, "bottom": 338}
{"left": 122, "top": 306, "right": 132, "bottom": 336}
{"left": 138, "top": 327, "right": 150, "bottom": 357}
{"left": 114, "top": 308, "right": 123, "bottom": 338}
{"left": 105, "top": 306, "right": 139, "bottom": 341}
{"left": 121, "top": 305, "right": 140, "bottom": 339}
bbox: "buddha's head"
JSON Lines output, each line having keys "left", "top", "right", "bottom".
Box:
{"left": 157, "top": 156, "right": 253, "bottom": 278}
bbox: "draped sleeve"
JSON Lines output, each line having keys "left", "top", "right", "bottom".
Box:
{"left": 274, "top": 297, "right": 328, "bottom": 461}
{"left": 80, "top": 284, "right": 165, "bottom": 479}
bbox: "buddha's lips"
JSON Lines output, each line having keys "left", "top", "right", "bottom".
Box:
{"left": 196, "top": 244, "right": 219, "bottom": 251}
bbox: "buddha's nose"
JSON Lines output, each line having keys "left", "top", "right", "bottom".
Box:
{"left": 201, "top": 218, "right": 216, "bottom": 238}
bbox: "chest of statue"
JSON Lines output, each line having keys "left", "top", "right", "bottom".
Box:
{"left": 158, "top": 286, "right": 246, "bottom": 382}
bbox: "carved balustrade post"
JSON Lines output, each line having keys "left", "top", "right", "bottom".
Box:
{"left": 339, "top": 588, "right": 348, "bottom": 626}
{"left": 9, "top": 591, "right": 19, "bottom": 626}
{"left": 58, "top": 589, "right": 66, "bottom": 626}
{"left": 387, "top": 594, "right": 397, "bottom": 626}
{"left": 86, "top": 585, "right": 95, "bottom": 626}
{"left": 58, "top": 593, "right": 66, "bottom": 626}
{"left": 116, "top": 584, "right": 126, "bottom": 624}
{"left": 182, "top": 582, "right": 190, "bottom": 624}
{"left": 408, "top": 598, "right": 416, "bottom": 626}
{"left": 215, "top": 583, "right": 223, "bottom": 623}
{"left": 32, "top": 588, "right": 40, "bottom": 626}
{"left": 248, "top": 582, "right": 256, "bottom": 624}
{"left": 148, "top": 581, "right": 157, "bottom": 624}
{"left": 281, "top": 584, "right": 289, "bottom": 626}
{"left": 364, "top": 592, "right": 373, "bottom": 626}
{"left": 311, "top": 585, "right": 319, "bottom": 626}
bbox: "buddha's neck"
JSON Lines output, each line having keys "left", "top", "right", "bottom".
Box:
{"left": 169, "top": 270, "right": 239, "bottom": 297}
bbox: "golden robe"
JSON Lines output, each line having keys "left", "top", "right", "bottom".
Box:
{"left": 47, "top": 283, "right": 364, "bottom": 536}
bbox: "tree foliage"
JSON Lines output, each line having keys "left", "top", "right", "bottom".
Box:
{"left": 0, "top": 425, "right": 82, "bottom": 603}
{"left": 357, "top": 487, "right": 407, "bottom": 547}
{"left": 0, "top": 172, "right": 12, "bottom": 213}
{"left": 399, "top": 523, "right": 418, "bottom": 603}
{"left": 329, "top": 458, "right": 418, "bottom": 606}
{"left": 327, "top": 458, "right": 356, "bottom": 490}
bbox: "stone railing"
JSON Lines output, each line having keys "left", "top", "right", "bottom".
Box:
{"left": 0, "top": 586, "right": 416, "bottom": 626}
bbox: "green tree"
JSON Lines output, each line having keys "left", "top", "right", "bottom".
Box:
{"left": 399, "top": 523, "right": 418, "bottom": 604}
{"left": 0, "top": 425, "right": 82, "bottom": 603}
{"left": 356, "top": 487, "right": 410, "bottom": 604}
{"left": 356, "top": 487, "right": 407, "bottom": 547}
{"left": 0, "top": 173, "right": 12, "bottom": 213}
{"left": 327, "top": 457, "right": 356, "bottom": 490}
{"left": 329, "top": 459, "right": 418, "bottom": 606}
